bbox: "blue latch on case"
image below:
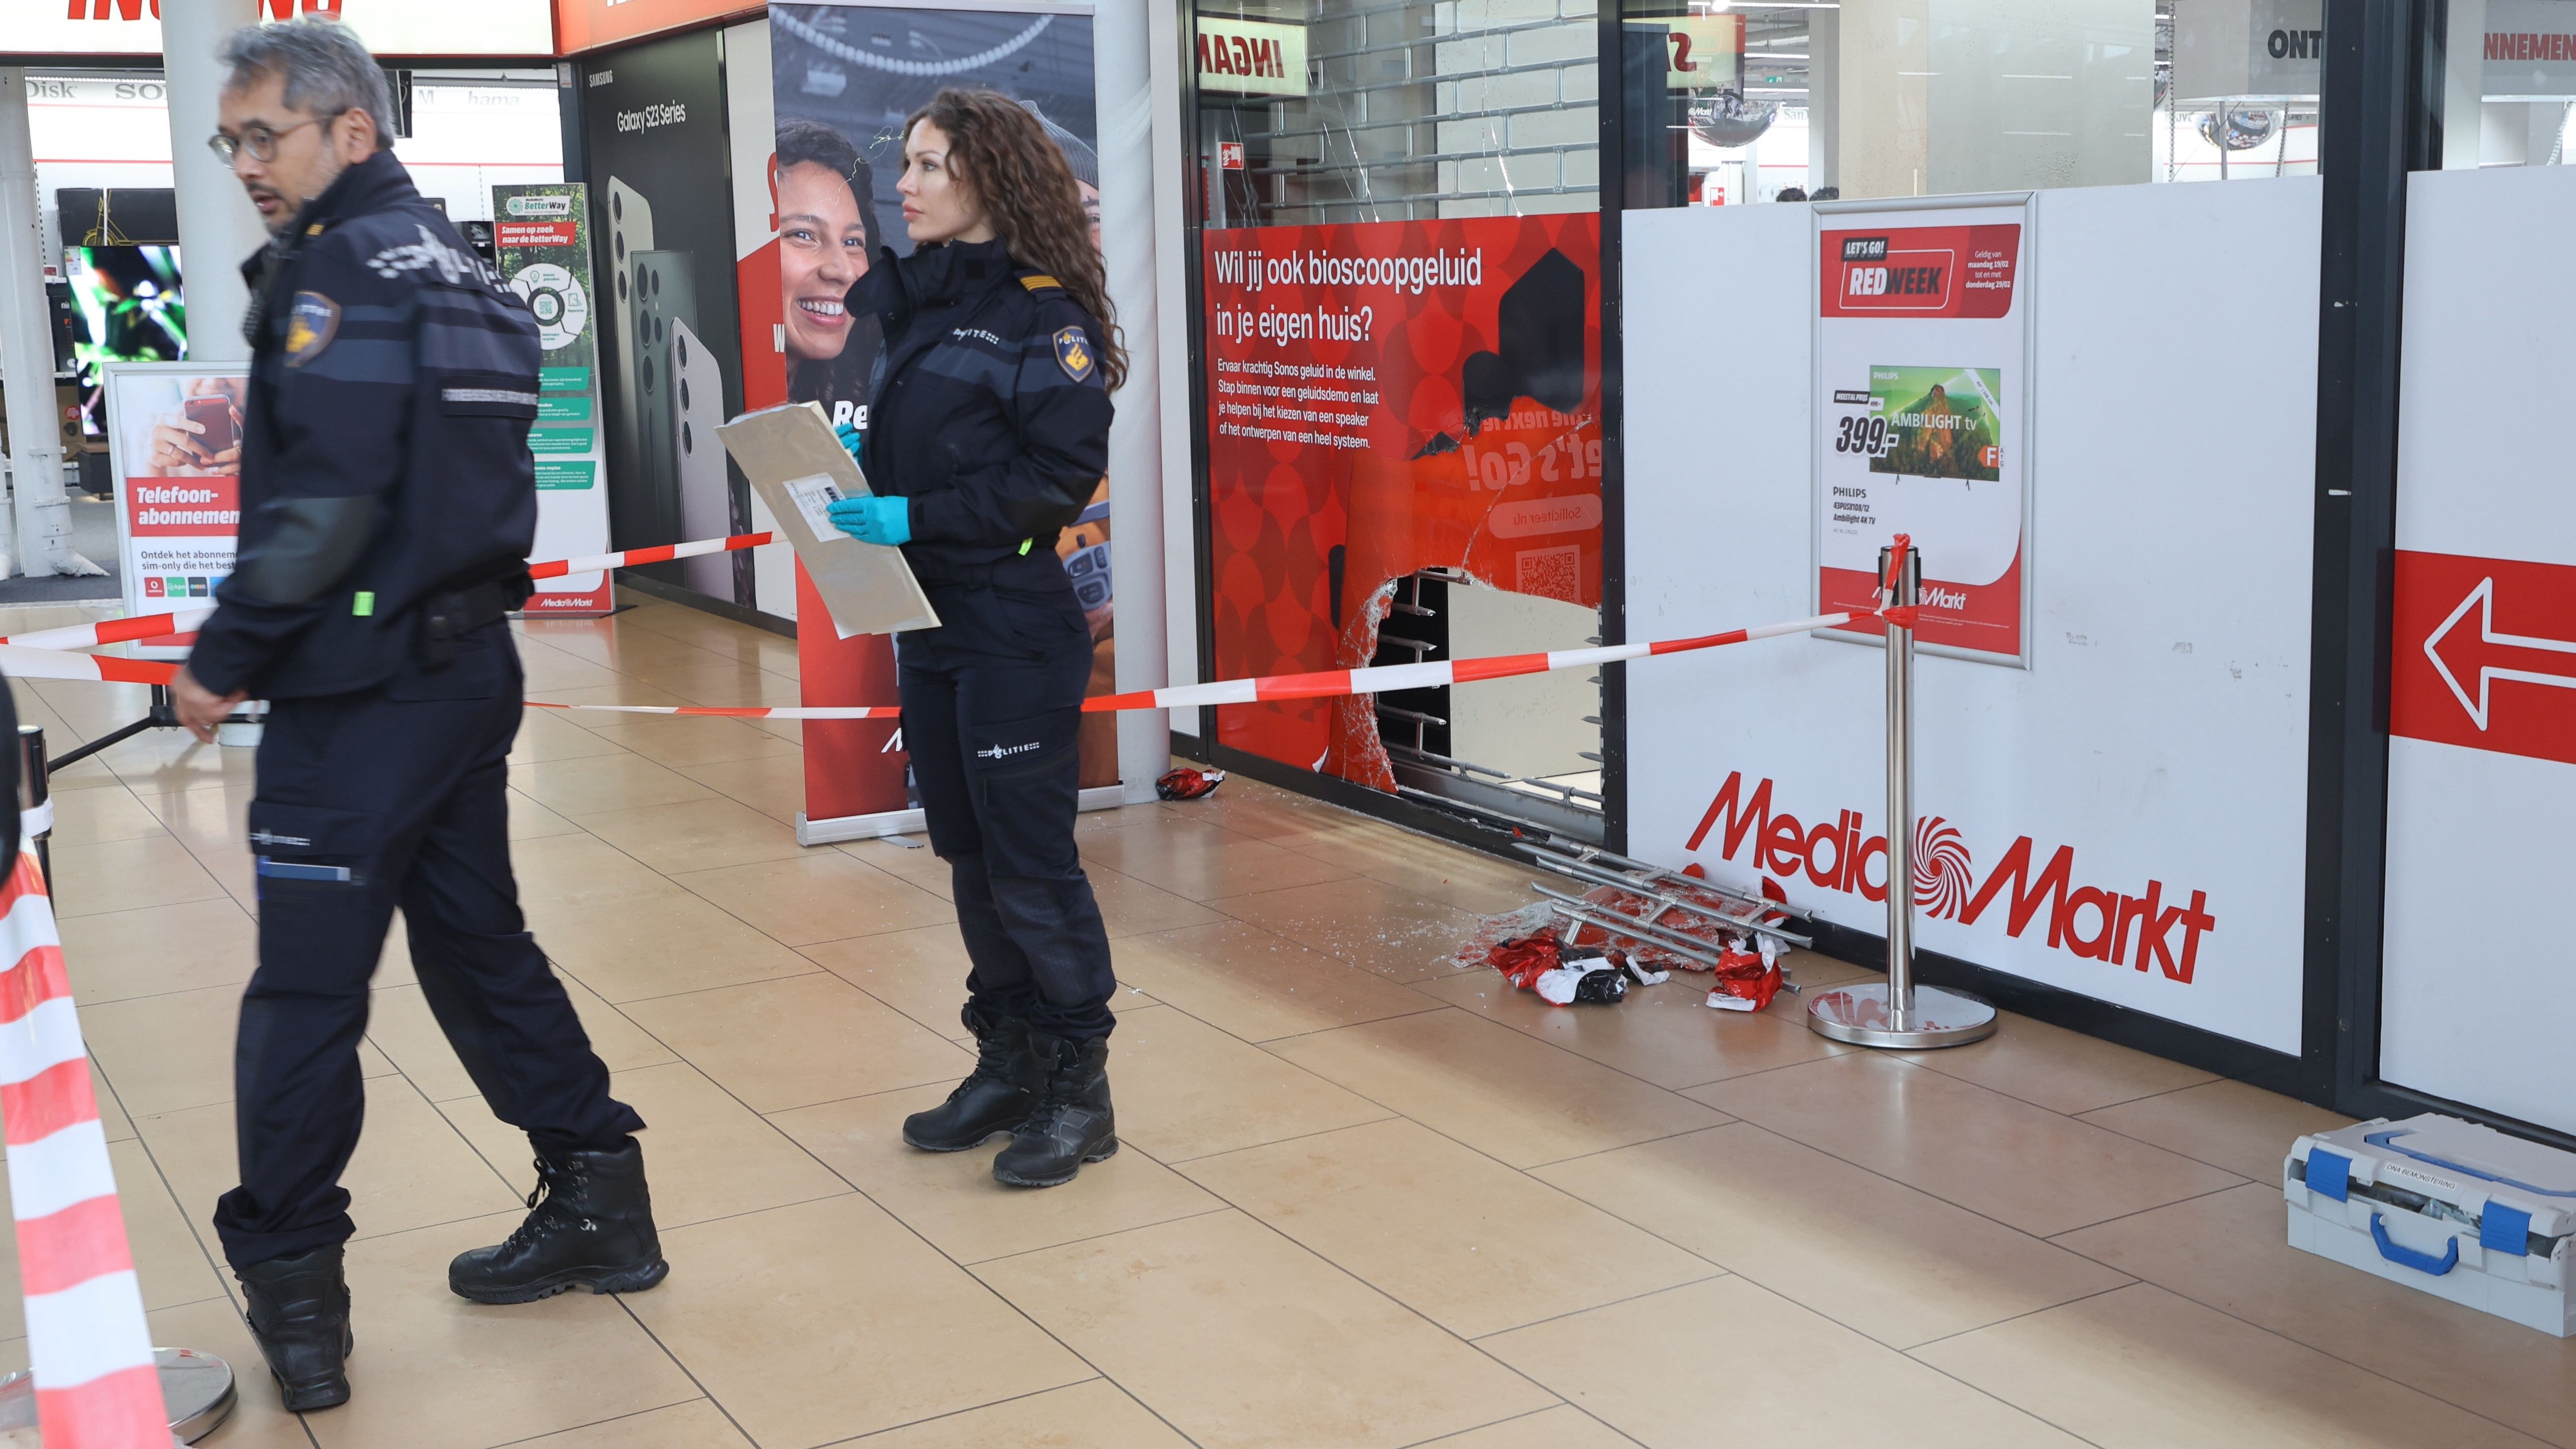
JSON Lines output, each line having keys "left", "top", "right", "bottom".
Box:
{"left": 2308, "top": 1148, "right": 2353, "bottom": 1202}
{"left": 2480, "top": 1202, "right": 2534, "bottom": 1255}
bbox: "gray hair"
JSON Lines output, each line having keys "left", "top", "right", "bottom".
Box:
{"left": 217, "top": 18, "right": 394, "bottom": 151}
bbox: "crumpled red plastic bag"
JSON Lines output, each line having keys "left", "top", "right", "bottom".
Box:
{"left": 1156, "top": 768, "right": 1225, "bottom": 801}
{"left": 1486, "top": 933, "right": 1563, "bottom": 991}
{"left": 1705, "top": 936, "right": 1784, "bottom": 1012}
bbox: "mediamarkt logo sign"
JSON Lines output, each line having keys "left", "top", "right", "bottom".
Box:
{"left": 1684, "top": 772, "right": 2217, "bottom": 982}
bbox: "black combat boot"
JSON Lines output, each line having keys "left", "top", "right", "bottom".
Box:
{"left": 448, "top": 1138, "right": 668, "bottom": 1304}
{"left": 992, "top": 1031, "right": 1116, "bottom": 1188}
{"left": 236, "top": 1243, "right": 353, "bottom": 1412}
{"left": 903, "top": 1006, "right": 1043, "bottom": 1151}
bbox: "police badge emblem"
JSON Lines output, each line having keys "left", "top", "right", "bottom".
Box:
{"left": 1053, "top": 326, "right": 1094, "bottom": 381}
{"left": 284, "top": 291, "right": 340, "bottom": 367}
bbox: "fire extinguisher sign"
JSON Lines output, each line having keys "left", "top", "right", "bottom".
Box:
{"left": 1814, "top": 198, "right": 2033, "bottom": 665}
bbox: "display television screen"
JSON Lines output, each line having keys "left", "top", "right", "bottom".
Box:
{"left": 64, "top": 245, "right": 186, "bottom": 439}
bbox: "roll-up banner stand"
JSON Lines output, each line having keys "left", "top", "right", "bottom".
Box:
{"left": 1814, "top": 195, "right": 2033, "bottom": 666}
{"left": 749, "top": 0, "right": 1116, "bottom": 843}
{"left": 101, "top": 361, "right": 246, "bottom": 659}
{"left": 495, "top": 183, "right": 616, "bottom": 615}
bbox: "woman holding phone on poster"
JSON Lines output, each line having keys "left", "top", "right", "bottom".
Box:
{"left": 828, "top": 89, "right": 1125, "bottom": 1189}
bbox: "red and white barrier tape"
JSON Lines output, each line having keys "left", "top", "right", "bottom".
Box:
{"left": 0, "top": 599, "right": 1916, "bottom": 719}
{"left": 0, "top": 612, "right": 214, "bottom": 654}
{"left": 0, "top": 594, "right": 1916, "bottom": 720}
{"left": 0, "top": 531, "right": 782, "bottom": 654}
{"left": 518, "top": 606, "right": 1907, "bottom": 720}
{"left": 529, "top": 530, "right": 773, "bottom": 580}
{"left": 0, "top": 646, "right": 181, "bottom": 686}
{"left": 0, "top": 850, "right": 173, "bottom": 1446}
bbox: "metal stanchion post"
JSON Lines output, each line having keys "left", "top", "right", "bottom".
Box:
{"left": 1807, "top": 542, "right": 1998, "bottom": 1049}
{"left": 17, "top": 724, "right": 50, "bottom": 889}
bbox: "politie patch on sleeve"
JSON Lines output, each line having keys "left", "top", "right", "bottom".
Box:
{"left": 1052, "top": 325, "right": 1095, "bottom": 382}
{"left": 283, "top": 291, "right": 341, "bottom": 367}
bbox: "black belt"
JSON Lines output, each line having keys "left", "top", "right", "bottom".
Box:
{"left": 416, "top": 577, "right": 523, "bottom": 669}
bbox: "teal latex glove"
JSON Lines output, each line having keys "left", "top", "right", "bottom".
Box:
{"left": 834, "top": 421, "right": 864, "bottom": 467}
{"left": 826, "top": 494, "right": 910, "bottom": 546}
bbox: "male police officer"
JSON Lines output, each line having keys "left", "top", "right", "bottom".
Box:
{"left": 175, "top": 20, "right": 664, "bottom": 1411}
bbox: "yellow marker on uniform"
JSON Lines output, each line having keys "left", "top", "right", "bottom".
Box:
{"left": 353, "top": 592, "right": 374, "bottom": 616}
{"left": 1019, "top": 539, "right": 1033, "bottom": 555}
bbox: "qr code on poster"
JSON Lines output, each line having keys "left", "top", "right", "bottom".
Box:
{"left": 1514, "top": 546, "right": 1581, "bottom": 603}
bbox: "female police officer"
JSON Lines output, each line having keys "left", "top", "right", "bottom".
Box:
{"left": 827, "top": 89, "right": 1126, "bottom": 1188}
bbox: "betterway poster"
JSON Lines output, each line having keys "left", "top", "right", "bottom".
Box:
{"left": 1201, "top": 214, "right": 1603, "bottom": 785}
{"left": 1816, "top": 203, "right": 2030, "bottom": 663}
{"left": 495, "top": 183, "right": 614, "bottom": 614}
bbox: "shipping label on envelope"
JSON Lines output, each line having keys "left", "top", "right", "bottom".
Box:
{"left": 782, "top": 473, "right": 849, "bottom": 544}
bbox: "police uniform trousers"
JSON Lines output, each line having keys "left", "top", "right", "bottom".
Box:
{"left": 214, "top": 622, "right": 643, "bottom": 1268}
{"left": 899, "top": 580, "right": 1117, "bottom": 1042}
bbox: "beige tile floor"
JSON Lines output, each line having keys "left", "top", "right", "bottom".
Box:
{"left": 6, "top": 589, "right": 2574, "bottom": 1448}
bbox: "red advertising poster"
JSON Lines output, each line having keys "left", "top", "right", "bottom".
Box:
{"left": 1813, "top": 204, "right": 2029, "bottom": 663}
{"left": 1201, "top": 213, "right": 1603, "bottom": 787}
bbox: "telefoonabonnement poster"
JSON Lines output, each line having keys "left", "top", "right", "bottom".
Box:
{"left": 1815, "top": 201, "right": 2031, "bottom": 664}
{"left": 103, "top": 361, "right": 246, "bottom": 661}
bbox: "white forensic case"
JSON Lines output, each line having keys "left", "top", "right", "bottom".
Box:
{"left": 2285, "top": 1114, "right": 2575, "bottom": 1336}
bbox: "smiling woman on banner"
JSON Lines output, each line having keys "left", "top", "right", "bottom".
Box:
{"left": 829, "top": 88, "right": 1127, "bottom": 1190}
{"left": 776, "top": 119, "right": 884, "bottom": 427}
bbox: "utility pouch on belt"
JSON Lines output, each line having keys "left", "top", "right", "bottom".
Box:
{"left": 415, "top": 573, "right": 528, "bottom": 670}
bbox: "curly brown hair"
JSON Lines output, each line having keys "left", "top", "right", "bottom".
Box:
{"left": 904, "top": 88, "right": 1126, "bottom": 393}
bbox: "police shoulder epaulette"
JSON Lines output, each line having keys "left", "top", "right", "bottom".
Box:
{"left": 1019, "top": 273, "right": 1063, "bottom": 293}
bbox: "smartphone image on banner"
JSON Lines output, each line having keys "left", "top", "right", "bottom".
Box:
{"left": 669, "top": 318, "right": 742, "bottom": 603}
{"left": 630, "top": 250, "right": 699, "bottom": 555}
{"left": 184, "top": 395, "right": 237, "bottom": 460}
{"left": 605, "top": 177, "right": 654, "bottom": 509}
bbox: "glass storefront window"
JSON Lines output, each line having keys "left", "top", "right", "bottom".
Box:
{"left": 2427, "top": 0, "right": 2576, "bottom": 168}
{"left": 1618, "top": 0, "right": 2323, "bottom": 208}
{"left": 1190, "top": 3, "right": 1610, "bottom": 836}
{"left": 1196, "top": 0, "right": 1601, "bottom": 226}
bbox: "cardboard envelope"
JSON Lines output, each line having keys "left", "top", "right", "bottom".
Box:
{"left": 716, "top": 401, "right": 939, "bottom": 637}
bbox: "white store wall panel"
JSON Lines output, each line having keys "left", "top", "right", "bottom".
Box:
{"left": 2380, "top": 163, "right": 2576, "bottom": 1136}
{"left": 1621, "top": 177, "right": 2319, "bottom": 1051}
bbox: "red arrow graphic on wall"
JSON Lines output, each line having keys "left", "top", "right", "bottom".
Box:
{"left": 2392, "top": 551, "right": 2576, "bottom": 766}
{"left": 2424, "top": 576, "right": 2576, "bottom": 729}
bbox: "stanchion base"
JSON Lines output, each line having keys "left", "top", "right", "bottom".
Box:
{"left": 1805, "top": 982, "right": 1999, "bottom": 1049}
{"left": 0, "top": 1346, "right": 232, "bottom": 1443}
{"left": 158, "top": 1346, "right": 237, "bottom": 1443}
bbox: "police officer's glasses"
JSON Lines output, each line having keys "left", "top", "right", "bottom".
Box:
{"left": 207, "top": 111, "right": 344, "bottom": 165}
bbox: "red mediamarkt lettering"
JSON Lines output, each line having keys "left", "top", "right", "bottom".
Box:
{"left": 1681, "top": 771, "right": 2216, "bottom": 982}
